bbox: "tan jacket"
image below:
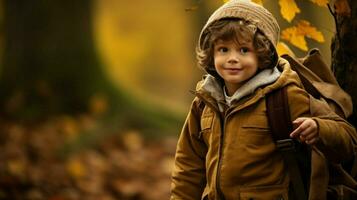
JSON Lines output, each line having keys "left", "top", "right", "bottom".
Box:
{"left": 170, "top": 58, "right": 357, "bottom": 200}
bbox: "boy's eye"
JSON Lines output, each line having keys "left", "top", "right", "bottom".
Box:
{"left": 240, "top": 47, "right": 249, "bottom": 54}
{"left": 218, "top": 47, "right": 228, "bottom": 53}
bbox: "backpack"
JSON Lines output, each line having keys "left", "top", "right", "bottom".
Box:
{"left": 267, "top": 49, "right": 357, "bottom": 200}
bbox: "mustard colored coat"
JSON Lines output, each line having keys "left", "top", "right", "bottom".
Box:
{"left": 170, "top": 58, "right": 357, "bottom": 200}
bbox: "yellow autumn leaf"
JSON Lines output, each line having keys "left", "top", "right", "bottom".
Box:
{"left": 281, "top": 20, "right": 325, "bottom": 51}
{"left": 310, "top": 0, "right": 328, "bottom": 7}
{"left": 297, "top": 20, "right": 325, "bottom": 43}
{"left": 279, "top": 0, "right": 300, "bottom": 22}
{"left": 276, "top": 42, "right": 296, "bottom": 57}
{"left": 223, "top": 0, "right": 229, "bottom": 3}
{"left": 67, "top": 158, "right": 87, "bottom": 179}
{"left": 281, "top": 26, "right": 308, "bottom": 51}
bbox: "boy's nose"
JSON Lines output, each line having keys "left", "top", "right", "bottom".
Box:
{"left": 228, "top": 52, "right": 239, "bottom": 64}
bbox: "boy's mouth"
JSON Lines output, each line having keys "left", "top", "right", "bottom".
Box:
{"left": 225, "top": 68, "right": 243, "bottom": 75}
{"left": 225, "top": 68, "right": 242, "bottom": 72}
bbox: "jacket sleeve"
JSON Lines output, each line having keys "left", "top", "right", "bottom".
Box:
{"left": 170, "top": 98, "right": 208, "bottom": 200}
{"left": 286, "top": 84, "right": 357, "bottom": 163}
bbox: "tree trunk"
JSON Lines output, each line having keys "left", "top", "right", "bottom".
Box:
{"left": 332, "top": 0, "right": 357, "bottom": 126}
{"left": 0, "top": 0, "right": 122, "bottom": 118}
{"left": 0, "top": 0, "right": 180, "bottom": 133}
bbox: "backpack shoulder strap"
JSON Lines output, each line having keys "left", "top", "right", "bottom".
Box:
{"left": 266, "top": 87, "right": 308, "bottom": 200}
{"left": 266, "top": 86, "right": 292, "bottom": 141}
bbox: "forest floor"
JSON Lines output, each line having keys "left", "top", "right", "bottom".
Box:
{"left": 0, "top": 115, "right": 178, "bottom": 200}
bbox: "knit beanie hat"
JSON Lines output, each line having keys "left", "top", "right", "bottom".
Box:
{"left": 198, "top": 0, "right": 280, "bottom": 66}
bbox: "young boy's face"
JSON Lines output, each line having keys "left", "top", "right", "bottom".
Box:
{"left": 213, "top": 39, "right": 258, "bottom": 94}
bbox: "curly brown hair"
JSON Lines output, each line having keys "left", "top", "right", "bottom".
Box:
{"left": 196, "top": 18, "right": 277, "bottom": 76}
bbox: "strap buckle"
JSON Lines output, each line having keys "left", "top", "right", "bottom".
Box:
{"left": 276, "top": 139, "right": 296, "bottom": 152}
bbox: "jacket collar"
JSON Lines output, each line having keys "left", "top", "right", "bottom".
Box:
{"left": 197, "top": 67, "right": 281, "bottom": 112}
{"left": 195, "top": 58, "right": 301, "bottom": 113}
{"left": 223, "top": 67, "right": 281, "bottom": 107}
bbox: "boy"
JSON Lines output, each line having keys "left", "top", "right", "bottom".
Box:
{"left": 170, "top": 0, "right": 357, "bottom": 200}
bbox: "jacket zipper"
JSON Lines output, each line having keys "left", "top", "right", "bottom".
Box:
{"left": 215, "top": 111, "right": 227, "bottom": 200}
{"left": 196, "top": 91, "right": 263, "bottom": 199}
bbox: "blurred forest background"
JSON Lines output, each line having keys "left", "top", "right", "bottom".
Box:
{"left": 0, "top": 0, "right": 349, "bottom": 199}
